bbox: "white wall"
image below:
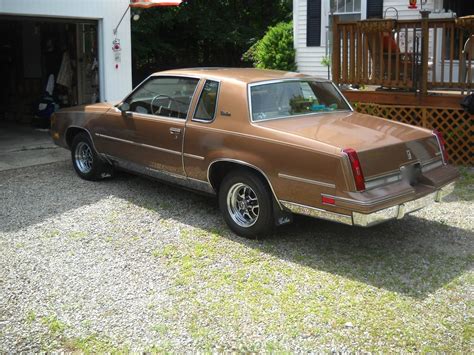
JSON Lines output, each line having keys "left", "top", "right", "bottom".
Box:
{"left": 0, "top": 0, "right": 133, "bottom": 102}
{"left": 293, "top": 0, "right": 367, "bottom": 78}
{"left": 294, "top": 0, "right": 329, "bottom": 78}
{"left": 383, "top": 0, "right": 435, "bottom": 20}
{"left": 293, "top": 0, "right": 456, "bottom": 78}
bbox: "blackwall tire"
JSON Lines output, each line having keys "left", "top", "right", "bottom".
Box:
{"left": 71, "top": 132, "right": 111, "bottom": 181}
{"left": 219, "top": 170, "right": 274, "bottom": 238}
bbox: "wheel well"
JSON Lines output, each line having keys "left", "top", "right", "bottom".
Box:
{"left": 65, "top": 127, "right": 88, "bottom": 148}
{"left": 208, "top": 161, "right": 273, "bottom": 195}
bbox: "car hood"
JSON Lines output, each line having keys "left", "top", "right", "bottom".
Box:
{"left": 254, "top": 111, "right": 432, "bottom": 151}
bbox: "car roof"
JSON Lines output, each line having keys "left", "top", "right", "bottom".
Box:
{"left": 151, "top": 67, "right": 328, "bottom": 84}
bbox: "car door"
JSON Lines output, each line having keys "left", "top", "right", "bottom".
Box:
{"left": 94, "top": 75, "right": 200, "bottom": 176}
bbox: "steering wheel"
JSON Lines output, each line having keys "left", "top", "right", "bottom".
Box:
{"left": 150, "top": 94, "right": 175, "bottom": 116}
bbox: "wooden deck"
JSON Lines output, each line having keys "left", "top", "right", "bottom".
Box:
{"left": 332, "top": 16, "right": 474, "bottom": 94}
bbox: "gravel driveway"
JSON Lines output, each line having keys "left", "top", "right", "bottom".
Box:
{"left": 1, "top": 161, "right": 472, "bottom": 352}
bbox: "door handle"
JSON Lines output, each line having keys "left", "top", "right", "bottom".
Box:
{"left": 169, "top": 127, "right": 182, "bottom": 135}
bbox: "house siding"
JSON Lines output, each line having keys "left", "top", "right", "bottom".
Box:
{"left": 294, "top": 0, "right": 329, "bottom": 78}
{"left": 293, "top": 0, "right": 442, "bottom": 77}
{"left": 383, "top": 0, "right": 436, "bottom": 20}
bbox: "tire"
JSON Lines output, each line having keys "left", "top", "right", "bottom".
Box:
{"left": 219, "top": 170, "right": 274, "bottom": 238}
{"left": 71, "top": 132, "right": 112, "bottom": 181}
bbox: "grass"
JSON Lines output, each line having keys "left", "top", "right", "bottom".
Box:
{"left": 151, "top": 217, "right": 473, "bottom": 352}
{"left": 455, "top": 166, "right": 474, "bottom": 201}
{"left": 41, "top": 315, "right": 68, "bottom": 335}
{"left": 62, "top": 335, "right": 128, "bottom": 353}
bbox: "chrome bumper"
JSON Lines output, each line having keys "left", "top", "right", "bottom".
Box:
{"left": 280, "top": 182, "right": 455, "bottom": 228}
{"left": 352, "top": 182, "right": 455, "bottom": 227}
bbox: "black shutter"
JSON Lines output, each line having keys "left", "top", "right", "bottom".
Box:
{"left": 366, "top": 0, "right": 384, "bottom": 19}
{"left": 307, "top": 0, "right": 322, "bottom": 47}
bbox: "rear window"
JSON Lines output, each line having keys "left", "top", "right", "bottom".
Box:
{"left": 250, "top": 80, "right": 351, "bottom": 122}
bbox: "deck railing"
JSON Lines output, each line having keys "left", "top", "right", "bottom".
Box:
{"left": 331, "top": 15, "right": 474, "bottom": 93}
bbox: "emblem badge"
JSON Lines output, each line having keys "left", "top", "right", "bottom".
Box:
{"left": 406, "top": 149, "right": 412, "bottom": 160}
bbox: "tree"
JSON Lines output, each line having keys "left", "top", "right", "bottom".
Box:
{"left": 243, "top": 21, "right": 296, "bottom": 71}
{"left": 131, "top": 0, "right": 292, "bottom": 84}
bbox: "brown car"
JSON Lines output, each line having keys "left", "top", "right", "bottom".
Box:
{"left": 51, "top": 68, "right": 458, "bottom": 237}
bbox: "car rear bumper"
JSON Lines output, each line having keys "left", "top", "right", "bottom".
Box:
{"left": 281, "top": 182, "right": 455, "bottom": 227}
{"left": 352, "top": 181, "right": 455, "bottom": 227}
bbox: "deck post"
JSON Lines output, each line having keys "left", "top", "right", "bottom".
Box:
{"left": 332, "top": 15, "right": 340, "bottom": 85}
{"left": 420, "top": 11, "right": 430, "bottom": 95}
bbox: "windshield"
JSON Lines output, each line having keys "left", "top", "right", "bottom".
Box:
{"left": 250, "top": 80, "right": 351, "bottom": 122}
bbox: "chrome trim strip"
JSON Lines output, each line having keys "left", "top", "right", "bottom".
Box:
{"left": 145, "top": 166, "right": 185, "bottom": 179}
{"left": 141, "top": 142, "right": 181, "bottom": 156}
{"left": 321, "top": 190, "right": 413, "bottom": 207}
{"left": 421, "top": 156, "right": 442, "bottom": 166}
{"left": 432, "top": 132, "right": 447, "bottom": 165}
{"left": 365, "top": 169, "right": 400, "bottom": 182}
{"left": 192, "top": 79, "right": 221, "bottom": 123}
{"left": 183, "top": 153, "right": 205, "bottom": 161}
{"left": 95, "top": 133, "right": 133, "bottom": 145}
{"left": 106, "top": 155, "right": 215, "bottom": 195}
{"left": 421, "top": 159, "right": 443, "bottom": 173}
{"left": 280, "top": 200, "right": 353, "bottom": 226}
{"left": 207, "top": 158, "right": 283, "bottom": 209}
{"left": 332, "top": 81, "right": 354, "bottom": 111}
{"left": 278, "top": 173, "right": 336, "bottom": 189}
{"left": 95, "top": 133, "right": 181, "bottom": 156}
{"left": 435, "top": 181, "right": 455, "bottom": 202}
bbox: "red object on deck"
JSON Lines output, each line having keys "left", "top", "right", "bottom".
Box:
{"left": 130, "top": 0, "right": 182, "bottom": 8}
{"left": 408, "top": 0, "right": 417, "bottom": 9}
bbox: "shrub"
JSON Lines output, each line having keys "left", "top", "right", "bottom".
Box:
{"left": 243, "top": 21, "right": 296, "bottom": 71}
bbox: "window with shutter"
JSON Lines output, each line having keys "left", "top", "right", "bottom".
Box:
{"left": 366, "top": 0, "right": 383, "bottom": 19}
{"left": 307, "top": 0, "right": 322, "bottom": 47}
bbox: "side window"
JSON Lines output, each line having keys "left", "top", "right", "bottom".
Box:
{"left": 123, "top": 76, "right": 199, "bottom": 119}
{"left": 193, "top": 80, "right": 219, "bottom": 121}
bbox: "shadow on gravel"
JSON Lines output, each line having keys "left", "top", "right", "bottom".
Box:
{"left": 1, "top": 161, "right": 472, "bottom": 300}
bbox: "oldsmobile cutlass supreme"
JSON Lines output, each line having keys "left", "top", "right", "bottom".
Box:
{"left": 51, "top": 68, "right": 458, "bottom": 237}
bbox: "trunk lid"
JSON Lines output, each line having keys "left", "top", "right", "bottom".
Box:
{"left": 255, "top": 111, "right": 442, "bottom": 178}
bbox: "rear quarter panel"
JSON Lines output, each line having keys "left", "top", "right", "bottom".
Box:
{"left": 183, "top": 79, "right": 349, "bottom": 213}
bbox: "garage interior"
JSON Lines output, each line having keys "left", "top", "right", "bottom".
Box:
{"left": 0, "top": 16, "right": 100, "bottom": 170}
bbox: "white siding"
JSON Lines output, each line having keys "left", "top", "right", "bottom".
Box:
{"left": 383, "top": 0, "right": 436, "bottom": 20}
{"left": 294, "top": 0, "right": 330, "bottom": 78}
{"left": 0, "top": 0, "right": 133, "bottom": 102}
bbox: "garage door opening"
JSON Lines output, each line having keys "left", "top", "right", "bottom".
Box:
{"left": 0, "top": 16, "right": 101, "bottom": 170}
{"left": 0, "top": 17, "right": 100, "bottom": 126}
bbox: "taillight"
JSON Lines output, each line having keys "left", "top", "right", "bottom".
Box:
{"left": 343, "top": 148, "right": 366, "bottom": 191}
{"left": 433, "top": 130, "right": 448, "bottom": 164}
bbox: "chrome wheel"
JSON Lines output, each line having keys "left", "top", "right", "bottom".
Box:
{"left": 226, "top": 182, "right": 260, "bottom": 228}
{"left": 74, "top": 142, "right": 93, "bottom": 174}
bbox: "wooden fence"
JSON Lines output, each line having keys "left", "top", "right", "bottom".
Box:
{"left": 332, "top": 15, "right": 474, "bottom": 93}
{"left": 353, "top": 102, "right": 473, "bottom": 166}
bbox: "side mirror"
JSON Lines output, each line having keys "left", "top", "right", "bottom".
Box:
{"left": 118, "top": 102, "right": 130, "bottom": 112}
{"left": 117, "top": 102, "right": 132, "bottom": 117}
